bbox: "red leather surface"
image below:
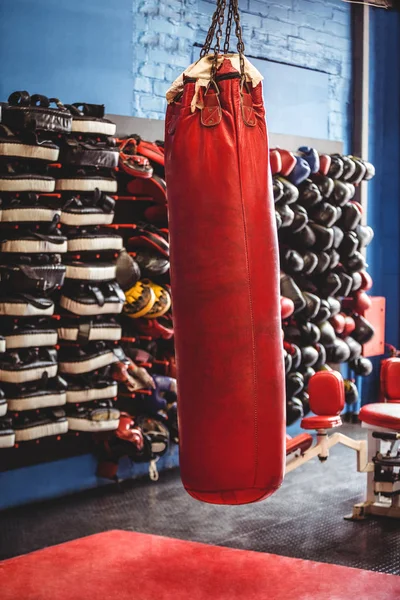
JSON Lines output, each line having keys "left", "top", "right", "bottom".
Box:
{"left": 165, "top": 59, "right": 285, "bottom": 504}
{"left": 359, "top": 403, "right": 400, "bottom": 431}
{"left": 286, "top": 433, "right": 313, "bottom": 455}
{"left": 301, "top": 415, "right": 343, "bottom": 430}
{"left": 3, "top": 531, "right": 400, "bottom": 600}
{"left": 274, "top": 148, "right": 296, "bottom": 176}
{"left": 270, "top": 149, "right": 282, "bottom": 174}
{"left": 381, "top": 357, "right": 400, "bottom": 400}
{"left": 308, "top": 370, "right": 345, "bottom": 416}
{"left": 319, "top": 154, "right": 331, "bottom": 175}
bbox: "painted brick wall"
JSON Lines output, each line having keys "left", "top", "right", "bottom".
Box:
{"left": 132, "top": 0, "right": 352, "bottom": 141}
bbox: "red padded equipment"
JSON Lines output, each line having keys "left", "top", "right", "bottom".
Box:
{"left": 2, "top": 531, "right": 400, "bottom": 600}
{"left": 343, "top": 315, "right": 356, "bottom": 336}
{"left": 301, "top": 415, "right": 342, "bottom": 430}
{"left": 270, "top": 149, "right": 282, "bottom": 175}
{"left": 274, "top": 148, "right": 296, "bottom": 176}
{"left": 301, "top": 370, "right": 344, "bottom": 430}
{"left": 286, "top": 432, "right": 313, "bottom": 455}
{"left": 280, "top": 295, "right": 295, "bottom": 320}
{"left": 330, "top": 313, "right": 345, "bottom": 334}
{"left": 319, "top": 154, "right": 331, "bottom": 175}
{"left": 381, "top": 357, "right": 400, "bottom": 402}
{"left": 165, "top": 57, "right": 285, "bottom": 504}
{"left": 359, "top": 403, "right": 400, "bottom": 431}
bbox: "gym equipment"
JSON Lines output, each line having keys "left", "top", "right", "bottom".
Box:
{"left": 165, "top": 0, "right": 284, "bottom": 504}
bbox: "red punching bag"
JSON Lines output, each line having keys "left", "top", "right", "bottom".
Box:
{"left": 164, "top": 0, "right": 285, "bottom": 504}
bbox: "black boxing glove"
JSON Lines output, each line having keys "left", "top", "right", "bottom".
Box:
{"left": 301, "top": 345, "right": 319, "bottom": 368}
{"left": 286, "top": 371, "right": 305, "bottom": 397}
{"left": 319, "top": 321, "right": 336, "bottom": 347}
{"left": 298, "top": 179, "right": 322, "bottom": 210}
{"left": 280, "top": 248, "right": 304, "bottom": 275}
{"left": 339, "top": 203, "right": 362, "bottom": 231}
{"left": 326, "top": 338, "right": 351, "bottom": 363}
{"left": 280, "top": 274, "right": 307, "bottom": 313}
{"left": 351, "top": 315, "right": 374, "bottom": 344}
{"left": 344, "top": 379, "right": 359, "bottom": 404}
{"left": 311, "top": 299, "right": 331, "bottom": 325}
{"left": 302, "top": 251, "right": 319, "bottom": 275}
{"left": 349, "top": 356, "right": 373, "bottom": 377}
{"left": 286, "top": 397, "right": 304, "bottom": 426}
{"left": 309, "top": 202, "right": 338, "bottom": 227}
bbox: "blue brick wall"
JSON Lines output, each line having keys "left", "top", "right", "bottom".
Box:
{"left": 132, "top": 0, "right": 352, "bottom": 141}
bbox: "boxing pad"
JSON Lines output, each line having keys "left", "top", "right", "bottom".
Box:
{"left": 349, "top": 357, "right": 373, "bottom": 377}
{"left": 298, "top": 146, "right": 320, "bottom": 173}
{"left": 280, "top": 296, "right": 295, "bottom": 320}
{"left": 270, "top": 150, "right": 282, "bottom": 175}
{"left": 165, "top": 52, "right": 284, "bottom": 504}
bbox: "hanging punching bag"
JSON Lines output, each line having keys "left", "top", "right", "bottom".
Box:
{"left": 164, "top": 0, "right": 285, "bottom": 504}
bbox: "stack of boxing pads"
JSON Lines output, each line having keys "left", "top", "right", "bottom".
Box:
{"left": 0, "top": 92, "right": 71, "bottom": 447}
{"left": 273, "top": 148, "right": 375, "bottom": 425}
{"left": 96, "top": 136, "right": 177, "bottom": 477}
{"left": 55, "top": 102, "right": 125, "bottom": 434}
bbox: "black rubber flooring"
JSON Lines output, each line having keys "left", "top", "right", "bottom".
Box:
{"left": 1, "top": 423, "right": 399, "bottom": 574}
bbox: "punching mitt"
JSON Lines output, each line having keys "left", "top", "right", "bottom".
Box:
{"left": 165, "top": 14, "right": 285, "bottom": 504}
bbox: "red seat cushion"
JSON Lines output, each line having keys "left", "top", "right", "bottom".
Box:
{"left": 301, "top": 415, "right": 342, "bottom": 430}
{"left": 308, "top": 370, "right": 344, "bottom": 416}
{"left": 381, "top": 357, "right": 400, "bottom": 400}
{"left": 359, "top": 403, "right": 400, "bottom": 431}
{"left": 286, "top": 433, "right": 313, "bottom": 456}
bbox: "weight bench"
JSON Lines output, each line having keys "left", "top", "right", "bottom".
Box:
{"left": 285, "top": 366, "right": 400, "bottom": 520}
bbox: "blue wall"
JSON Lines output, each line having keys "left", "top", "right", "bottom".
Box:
{"left": 1, "top": 0, "right": 352, "bottom": 142}
{"left": 0, "top": 0, "right": 134, "bottom": 115}
{"left": 362, "top": 8, "right": 400, "bottom": 403}
{"left": 0, "top": 0, "right": 353, "bottom": 508}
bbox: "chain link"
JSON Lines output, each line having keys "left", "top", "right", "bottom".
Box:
{"left": 232, "top": 0, "right": 246, "bottom": 82}
{"left": 200, "top": 0, "right": 245, "bottom": 84}
{"left": 223, "top": 1, "right": 234, "bottom": 55}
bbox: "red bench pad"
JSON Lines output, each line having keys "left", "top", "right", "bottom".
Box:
{"left": 286, "top": 433, "right": 313, "bottom": 456}
{"left": 359, "top": 403, "right": 400, "bottom": 431}
{"left": 301, "top": 415, "right": 342, "bottom": 430}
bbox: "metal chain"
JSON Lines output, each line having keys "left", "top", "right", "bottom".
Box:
{"left": 209, "top": 0, "right": 227, "bottom": 83}
{"left": 231, "top": 0, "right": 246, "bottom": 82}
{"left": 223, "top": 1, "right": 234, "bottom": 55}
{"left": 200, "top": 0, "right": 226, "bottom": 58}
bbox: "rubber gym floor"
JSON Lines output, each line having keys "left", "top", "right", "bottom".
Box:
{"left": 0, "top": 423, "right": 399, "bottom": 574}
